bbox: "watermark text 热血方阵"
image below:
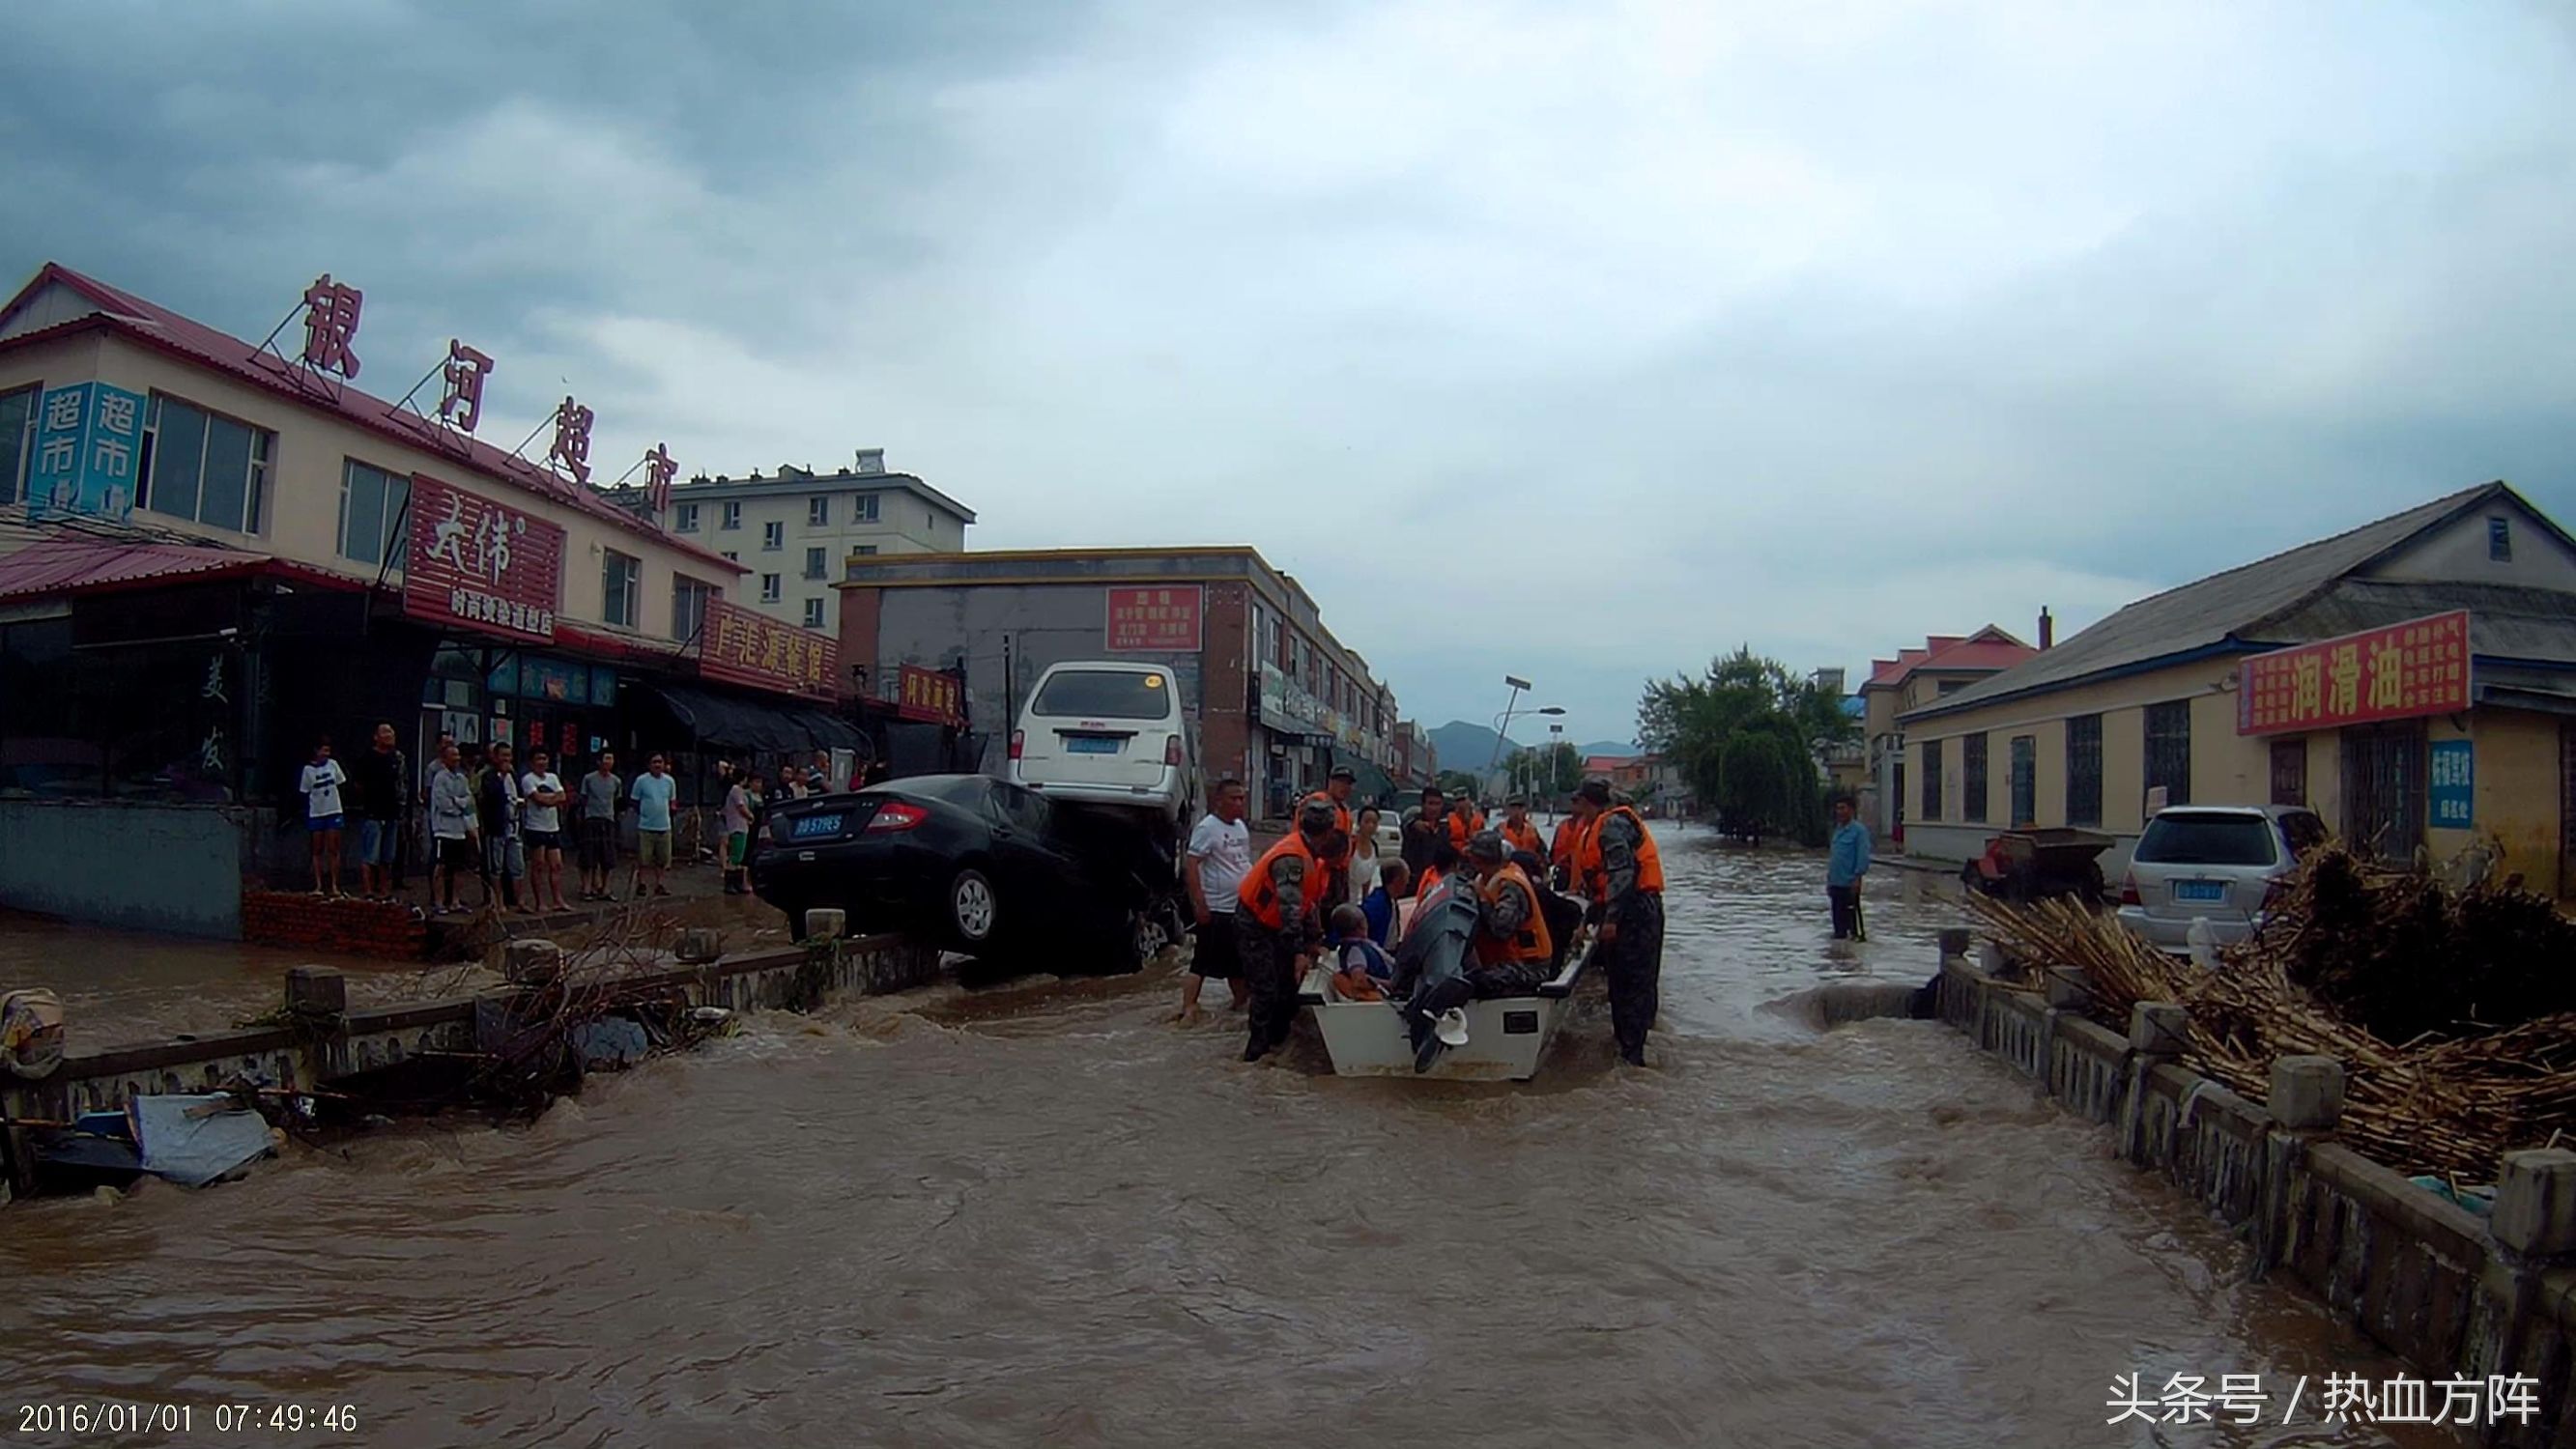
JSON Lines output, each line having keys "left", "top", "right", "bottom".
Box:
{"left": 2106, "top": 1371, "right": 2539, "bottom": 1428}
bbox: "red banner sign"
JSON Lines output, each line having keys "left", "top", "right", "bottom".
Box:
{"left": 897, "top": 664, "right": 963, "bottom": 725}
{"left": 402, "top": 473, "right": 565, "bottom": 643}
{"left": 700, "top": 598, "right": 838, "bottom": 700}
{"left": 2238, "top": 610, "right": 2471, "bottom": 736}
{"left": 1106, "top": 584, "right": 1203, "bottom": 652}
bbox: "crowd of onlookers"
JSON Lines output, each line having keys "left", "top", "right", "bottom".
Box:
{"left": 292, "top": 723, "right": 881, "bottom": 916}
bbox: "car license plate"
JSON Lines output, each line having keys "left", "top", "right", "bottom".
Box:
{"left": 1065, "top": 735, "right": 1122, "bottom": 754}
{"left": 2174, "top": 879, "right": 2226, "bottom": 903}
{"left": 791, "top": 813, "right": 845, "bottom": 839}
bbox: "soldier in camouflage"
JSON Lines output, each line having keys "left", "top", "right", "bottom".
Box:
{"left": 1573, "top": 778, "right": 1666, "bottom": 1066}
{"left": 1237, "top": 798, "right": 1343, "bottom": 1063}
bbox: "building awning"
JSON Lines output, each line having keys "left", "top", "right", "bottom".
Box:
{"left": 649, "top": 684, "right": 866, "bottom": 755}
{"left": 0, "top": 534, "right": 358, "bottom": 604}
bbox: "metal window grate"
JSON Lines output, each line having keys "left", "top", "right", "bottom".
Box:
{"left": 2065, "top": 714, "right": 2103, "bottom": 827}
{"left": 2145, "top": 700, "right": 2191, "bottom": 808}
{"left": 1921, "top": 738, "right": 1943, "bottom": 820}
{"left": 2342, "top": 721, "right": 2426, "bottom": 865}
{"left": 1961, "top": 734, "right": 1989, "bottom": 824}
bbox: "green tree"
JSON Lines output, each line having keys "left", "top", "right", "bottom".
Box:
{"left": 1638, "top": 645, "right": 1848, "bottom": 847}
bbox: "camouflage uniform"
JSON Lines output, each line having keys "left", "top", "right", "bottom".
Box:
{"left": 1591, "top": 808, "right": 1666, "bottom": 1065}
{"left": 1467, "top": 864, "right": 1545, "bottom": 998}
{"left": 1241, "top": 821, "right": 1331, "bottom": 1061}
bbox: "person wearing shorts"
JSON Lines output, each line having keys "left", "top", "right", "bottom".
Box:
{"left": 427, "top": 741, "right": 481, "bottom": 915}
{"left": 520, "top": 750, "right": 570, "bottom": 912}
{"left": 1178, "top": 777, "right": 1253, "bottom": 1022}
{"left": 298, "top": 737, "right": 348, "bottom": 897}
{"left": 351, "top": 723, "right": 407, "bottom": 902}
{"left": 629, "top": 753, "right": 677, "bottom": 898}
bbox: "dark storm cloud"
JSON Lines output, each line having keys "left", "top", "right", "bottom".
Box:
{"left": 8, "top": 1, "right": 2576, "bottom": 745}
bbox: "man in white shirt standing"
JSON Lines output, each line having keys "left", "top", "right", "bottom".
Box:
{"left": 298, "top": 736, "right": 349, "bottom": 898}
{"left": 520, "top": 749, "right": 570, "bottom": 913}
{"left": 1177, "top": 777, "right": 1254, "bottom": 1024}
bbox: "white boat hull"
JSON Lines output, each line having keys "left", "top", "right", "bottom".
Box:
{"left": 1297, "top": 949, "right": 1589, "bottom": 1082}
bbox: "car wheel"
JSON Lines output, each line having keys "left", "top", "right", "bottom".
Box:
{"left": 947, "top": 867, "right": 999, "bottom": 947}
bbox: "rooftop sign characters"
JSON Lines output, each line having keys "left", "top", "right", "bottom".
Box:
{"left": 439, "top": 340, "right": 492, "bottom": 433}
{"left": 701, "top": 599, "right": 838, "bottom": 700}
{"left": 2237, "top": 610, "right": 2471, "bottom": 736}
{"left": 402, "top": 473, "right": 566, "bottom": 645}
{"left": 549, "top": 396, "right": 595, "bottom": 486}
{"left": 1106, "top": 584, "right": 1204, "bottom": 652}
{"left": 300, "top": 273, "right": 363, "bottom": 379}
{"left": 644, "top": 443, "right": 678, "bottom": 513}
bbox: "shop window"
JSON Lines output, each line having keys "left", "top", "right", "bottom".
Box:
{"left": 808, "top": 497, "right": 830, "bottom": 526}
{"left": 673, "top": 577, "right": 714, "bottom": 642}
{"left": 0, "top": 383, "right": 35, "bottom": 506}
{"left": 1921, "top": 738, "right": 1943, "bottom": 820}
{"left": 760, "top": 573, "right": 782, "bottom": 603}
{"left": 336, "top": 458, "right": 409, "bottom": 568}
{"left": 139, "top": 393, "right": 271, "bottom": 534}
{"left": 802, "top": 598, "right": 825, "bottom": 629}
{"left": 2064, "top": 714, "right": 2103, "bottom": 827}
{"left": 803, "top": 546, "right": 826, "bottom": 580}
{"left": 675, "top": 502, "right": 700, "bottom": 532}
{"left": 1961, "top": 733, "right": 1989, "bottom": 823}
{"left": 603, "top": 549, "right": 641, "bottom": 629}
{"left": 2145, "top": 699, "right": 2191, "bottom": 808}
{"left": 720, "top": 500, "right": 742, "bottom": 530}
{"left": 762, "top": 521, "right": 784, "bottom": 551}
{"left": 854, "top": 493, "right": 879, "bottom": 523}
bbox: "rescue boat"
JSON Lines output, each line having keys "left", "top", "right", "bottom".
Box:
{"left": 1295, "top": 947, "right": 1589, "bottom": 1082}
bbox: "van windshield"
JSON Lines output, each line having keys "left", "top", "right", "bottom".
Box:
{"left": 2133, "top": 812, "right": 2276, "bottom": 866}
{"left": 1031, "top": 669, "right": 1174, "bottom": 721}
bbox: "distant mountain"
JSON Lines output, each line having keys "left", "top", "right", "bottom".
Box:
{"left": 1425, "top": 721, "right": 1638, "bottom": 773}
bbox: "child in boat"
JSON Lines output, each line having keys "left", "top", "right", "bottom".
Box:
{"left": 1327, "top": 904, "right": 1395, "bottom": 1001}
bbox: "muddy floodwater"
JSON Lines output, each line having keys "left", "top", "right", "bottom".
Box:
{"left": 3, "top": 825, "right": 2449, "bottom": 1447}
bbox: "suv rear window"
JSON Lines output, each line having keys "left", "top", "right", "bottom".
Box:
{"left": 1031, "top": 669, "right": 1174, "bottom": 721}
{"left": 2133, "top": 812, "right": 2277, "bottom": 866}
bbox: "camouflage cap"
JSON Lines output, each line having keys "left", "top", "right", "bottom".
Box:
{"left": 1466, "top": 829, "right": 1507, "bottom": 863}
{"left": 1577, "top": 778, "right": 1614, "bottom": 806}
{"left": 1297, "top": 799, "right": 1339, "bottom": 836}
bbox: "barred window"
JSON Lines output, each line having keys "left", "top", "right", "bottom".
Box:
{"left": 2065, "top": 714, "right": 2104, "bottom": 827}
{"left": 1921, "top": 738, "right": 1944, "bottom": 820}
{"left": 1961, "top": 733, "right": 1989, "bottom": 824}
{"left": 2145, "top": 700, "right": 2192, "bottom": 808}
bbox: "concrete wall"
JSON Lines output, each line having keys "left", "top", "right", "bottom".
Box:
{"left": 1935, "top": 949, "right": 2576, "bottom": 1443}
{"left": 0, "top": 798, "right": 248, "bottom": 938}
{"left": 0, "top": 319, "right": 741, "bottom": 639}
{"left": 2366, "top": 503, "right": 2576, "bottom": 591}
{"left": 2429, "top": 707, "right": 2566, "bottom": 891}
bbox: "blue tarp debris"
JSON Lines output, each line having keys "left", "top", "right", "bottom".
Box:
{"left": 131, "top": 1094, "right": 272, "bottom": 1186}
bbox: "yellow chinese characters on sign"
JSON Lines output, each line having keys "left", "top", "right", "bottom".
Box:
{"left": 2237, "top": 610, "right": 2471, "bottom": 736}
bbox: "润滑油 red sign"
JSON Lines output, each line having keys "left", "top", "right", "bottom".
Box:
{"left": 2238, "top": 610, "right": 2471, "bottom": 736}
{"left": 1106, "top": 584, "right": 1203, "bottom": 652}
{"left": 403, "top": 473, "right": 565, "bottom": 644}
{"left": 897, "top": 664, "right": 963, "bottom": 725}
{"left": 700, "top": 598, "right": 838, "bottom": 700}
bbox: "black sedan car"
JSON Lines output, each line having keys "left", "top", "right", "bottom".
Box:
{"left": 748, "top": 774, "right": 1153, "bottom": 972}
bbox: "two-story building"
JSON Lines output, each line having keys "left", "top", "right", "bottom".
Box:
{"left": 1857, "top": 625, "right": 2041, "bottom": 840}
{"left": 0, "top": 262, "right": 854, "bottom": 937}
{"left": 610, "top": 451, "right": 975, "bottom": 631}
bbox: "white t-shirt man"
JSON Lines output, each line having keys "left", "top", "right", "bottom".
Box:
{"left": 1187, "top": 811, "right": 1253, "bottom": 914}
{"left": 521, "top": 771, "right": 564, "bottom": 835}
{"left": 298, "top": 758, "right": 347, "bottom": 821}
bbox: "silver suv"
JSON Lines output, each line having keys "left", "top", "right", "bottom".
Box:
{"left": 2115, "top": 805, "right": 2329, "bottom": 952}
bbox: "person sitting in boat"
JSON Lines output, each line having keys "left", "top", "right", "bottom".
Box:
{"left": 1412, "top": 841, "right": 1461, "bottom": 918}
{"left": 1327, "top": 903, "right": 1395, "bottom": 1002}
{"left": 1461, "top": 830, "right": 1553, "bottom": 997}
{"left": 1512, "top": 846, "right": 1586, "bottom": 973}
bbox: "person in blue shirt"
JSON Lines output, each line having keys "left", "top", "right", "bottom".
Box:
{"left": 1327, "top": 903, "right": 1396, "bottom": 1001}
{"left": 1360, "top": 859, "right": 1411, "bottom": 947}
{"left": 1826, "top": 796, "right": 1872, "bottom": 939}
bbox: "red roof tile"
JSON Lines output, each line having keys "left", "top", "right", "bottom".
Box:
{"left": 0, "top": 534, "right": 358, "bottom": 603}
{"left": 0, "top": 263, "right": 743, "bottom": 578}
{"left": 1862, "top": 630, "right": 2038, "bottom": 690}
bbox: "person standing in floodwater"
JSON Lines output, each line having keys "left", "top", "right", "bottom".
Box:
{"left": 1571, "top": 778, "right": 1666, "bottom": 1066}
{"left": 1235, "top": 799, "right": 1338, "bottom": 1062}
{"left": 1826, "top": 796, "right": 1871, "bottom": 940}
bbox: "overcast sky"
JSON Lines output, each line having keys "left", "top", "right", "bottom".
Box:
{"left": 10, "top": 1, "right": 2576, "bottom": 745}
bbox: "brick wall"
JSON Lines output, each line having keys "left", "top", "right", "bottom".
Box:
{"left": 242, "top": 891, "right": 427, "bottom": 959}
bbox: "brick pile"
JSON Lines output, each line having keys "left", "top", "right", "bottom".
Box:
{"left": 241, "top": 892, "right": 428, "bottom": 959}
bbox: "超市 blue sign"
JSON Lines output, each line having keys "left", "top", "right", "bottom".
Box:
{"left": 28, "top": 382, "right": 146, "bottom": 524}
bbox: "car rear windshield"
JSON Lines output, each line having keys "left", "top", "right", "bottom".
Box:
{"left": 1030, "top": 669, "right": 1174, "bottom": 721}
{"left": 2133, "top": 812, "right": 2277, "bottom": 866}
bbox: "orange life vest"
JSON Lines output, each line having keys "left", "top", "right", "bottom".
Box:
{"left": 1574, "top": 806, "right": 1664, "bottom": 901}
{"left": 1550, "top": 816, "right": 1584, "bottom": 879}
{"left": 1501, "top": 817, "right": 1544, "bottom": 859}
{"left": 1416, "top": 864, "right": 1445, "bottom": 901}
{"left": 1238, "top": 834, "right": 1330, "bottom": 929}
{"left": 1474, "top": 862, "right": 1555, "bottom": 967}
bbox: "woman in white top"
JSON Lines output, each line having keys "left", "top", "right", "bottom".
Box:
{"left": 1348, "top": 806, "right": 1384, "bottom": 902}
{"left": 298, "top": 736, "right": 348, "bottom": 897}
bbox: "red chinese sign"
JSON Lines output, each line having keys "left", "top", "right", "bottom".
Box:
{"left": 701, "top": 598, "right": 838, "bottom": 700}
{"left": 1106, "top": 584, "right": 1203, "bottom": 652}
{"left": 897, "top": 665, "right": 964, "bottom": 725}
{"left": 2238, "top": 611, "right": 2472, "bottom": 736}
{"left": 402, "top": 473, "right": 565, "bottom": 644}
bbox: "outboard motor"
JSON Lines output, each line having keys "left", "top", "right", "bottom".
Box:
{"left": 1390, "top": 873, "right": 1481, "bottom": 1071}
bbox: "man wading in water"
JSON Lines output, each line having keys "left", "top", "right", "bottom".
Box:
{"left": 1569, "top": 778, "right": 1666, "bottom": 1066}
{"left": 1235, "top": 799, "right": 1341, "bottom": 1063}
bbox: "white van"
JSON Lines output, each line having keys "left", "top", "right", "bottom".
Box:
{"left": 1008, "top": 661, "right": 1198, "bottom": 823}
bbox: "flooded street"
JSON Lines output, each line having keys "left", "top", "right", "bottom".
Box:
{"left": 3, "top": 826, "right": 2445, "bottom": 1447}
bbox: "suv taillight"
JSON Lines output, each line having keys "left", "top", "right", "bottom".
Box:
{"left": 2119, "top": 871, "right": 2141, "bottom": 907}
{"left": 1165, "top": 735, "right": 1182, "bottom": 767}
{"left": 867, "top": 802, "right": 928, "bottom": 833}
{"left": 1008, "top": 729, "right": 1024, "bottom": 761}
